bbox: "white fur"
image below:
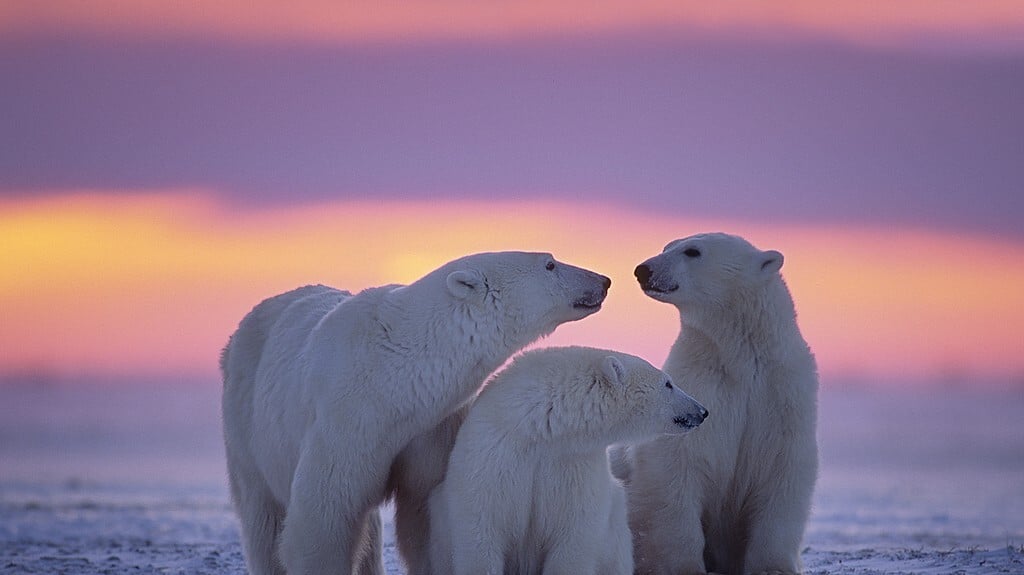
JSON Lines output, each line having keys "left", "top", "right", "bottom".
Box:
{"left": 220, "top": 252, "right": 610, "bottom": 575}
{"left": 430, "top": 346, "right": 707, "bottom": 575}
{"left": 625, "top": 233, "right": 819, "bottom": 575}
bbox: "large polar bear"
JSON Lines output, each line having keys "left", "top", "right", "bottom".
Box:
{"left": 624, "top": 233, "right": 818, "bottom": 575}
{"left": 220, "top": 252, "right": 611, "bottom": 575}
{"left": 429, "top": 346, "right": 709, "bottom": 575}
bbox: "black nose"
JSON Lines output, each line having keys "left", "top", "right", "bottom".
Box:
{"left": 700, "top": 407, "right": 709, "bottom": 420}
{"left": 634, "top": 264, "right": 652, "bottom": 285}
{"left": 601, "top": 276, "right": 612, "bottom": 291}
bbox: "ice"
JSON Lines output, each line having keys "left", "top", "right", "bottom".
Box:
{"left": 1, "top": 383, "right": 1022, "bottom": 574}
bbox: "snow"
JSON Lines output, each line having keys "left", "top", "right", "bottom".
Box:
{"left": 1, "top": 384, "right": 1022, "bottom": 574}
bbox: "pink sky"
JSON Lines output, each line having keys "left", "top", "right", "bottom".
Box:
{"left": 6, "top": 1, "right": 1024, "bottom": 48}
{"left": 2, "top": 192, "right": 1022, "bottom": 386}
{"left": 2, "top": 3, "right": 1023, "bottom": 387}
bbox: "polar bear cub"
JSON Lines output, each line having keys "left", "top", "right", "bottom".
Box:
{"left": 626, "top": 233, "right": 819, "bottom": 575}
{"left": 221, "top": 252, "right": 610, "bottom": 575}
{"left": 430, "top": 346, "right": 708, "bottom": 575}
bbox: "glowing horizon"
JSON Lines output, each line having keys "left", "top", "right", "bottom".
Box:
{"left": 2, "top": 191, "right": 1022, "bottom": 387}
{"left": 3, "top": 1, "right": 1023, "bottom": 50}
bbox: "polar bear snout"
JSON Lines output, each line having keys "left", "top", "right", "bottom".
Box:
{"left": 672, "top": 406, "right": 708, "bottom": 430}
{"left": 571, "top": 273, "right": 612, "bottom": 310}
{"left": 634, "top": 263, "right": 652, "bottom": 285}
{"left": 669, "top": 393, "right": 708, "bottom": 434}
{"left": 635, "top": 259, "right": 678, "bottom": 296}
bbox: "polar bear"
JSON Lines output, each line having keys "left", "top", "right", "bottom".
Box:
{"left": 429, "top": 346, "right": 708, "bottom": 575}
{"left": 623, "top": 233, "right": 818, "bottom": 575}
{"left": 388, "top": 401, "right": 470, "bottom": 575}
{"left": 220, "top": 252, "right": 611, "bottom": 575}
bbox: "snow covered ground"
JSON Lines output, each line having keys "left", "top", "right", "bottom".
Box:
{"left": 1, "top": 383, "right": 1022, "bottom": 574}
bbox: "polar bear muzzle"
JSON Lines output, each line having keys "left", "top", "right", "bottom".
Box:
{"left": 672, "top": 411, "right": 707, "bottom": 431}
{"left": 573, "top": 277, "right": 611, "bottom": 309}
{"left": 634, "top": 260, "right": 678, "bottom": 294}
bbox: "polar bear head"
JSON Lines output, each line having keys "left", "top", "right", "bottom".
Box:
{"left": 633, "top": 233, "right": 785, "bottom": 320}
{"left": 595, "top": 351, "right": 708, "bottom": 441}
{"left": 491, "top": 347, "right": 707, "bottom": 446}
{"left": 438, "top": 251, "right": 611, "bottom": 344}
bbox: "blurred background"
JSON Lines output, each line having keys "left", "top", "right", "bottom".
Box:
{"left": 1, "top": 2, "right": 1023, "bottom": 569}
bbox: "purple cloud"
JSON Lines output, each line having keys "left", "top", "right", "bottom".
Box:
{"left": 1, "top": 31, "right": 1022, "bottom": 239}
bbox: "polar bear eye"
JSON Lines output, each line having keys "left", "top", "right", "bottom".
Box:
{"left": 664, "top": 380, "right": 673, "bottom": 389}
{"left": 683, "top": 248, "right": 701, "bottom": 258}
{"left": 545, "top": 261, "right": 556, "bottom": 271}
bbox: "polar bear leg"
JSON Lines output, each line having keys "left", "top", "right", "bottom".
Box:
{"left": 451, "top": 541, "right": 503, "bottom": 575}
{"left": 544, "top": 554, "right": 596, "bottom": 575}
{"left": 279, "top": 437, "right": 387, "bottom": 575}
{"left": 450, "top": 516, "right": 504, "bottom": 575}
{"left": 352, "top": 510, "right": 384, "bottom": 575}
{"left": 543, "top": 535, "right": 598, "bottom": 575}
{"left": 599, "top": 492, "right": 634, "bottom": 575}
{"left": 742, "top": 482, "right": 812, "bottom": 574}
{"left": 631, "top": 481, "right": 706, "bottom": 575}
{"left": 227, "top": 462, "right": 286, "bottom": 575}
{"left": 393, "top": 488, "right": 431, "bottom": 575}
{"left": 392, "top": 408, "right": 467, "bottom": 575}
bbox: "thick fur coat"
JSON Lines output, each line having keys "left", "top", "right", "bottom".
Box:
{"left": 221, "top": 252, "right": 610, "bottom": 575}
{"left": 624, "top": 233, "right": 819, "bottom": 575}
{"left": 430, "top": 346, "right": 707, "bottom": 575}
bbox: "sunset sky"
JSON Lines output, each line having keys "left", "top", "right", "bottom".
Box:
{"left": 2, "top": 2, "right": 1023, "bottom": 387}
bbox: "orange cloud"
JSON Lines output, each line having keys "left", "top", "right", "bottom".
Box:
{"left": 2, "top": 191, "right": 1022, "bottom": 385}
{"left": 4, "top": 1, "right": 1024, "bottom": 48}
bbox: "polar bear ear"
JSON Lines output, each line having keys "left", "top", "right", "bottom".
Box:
{"left": 758, "top": 249, "right": 784, "bottom": 276}
{"left": 601, "top": 356, "right": 628, "bottom": 387}
{"left": 663, "top": 238, "right": 685, "bottom": 253}
{"left": 446, "top": 269, "right": 486, "bottom": 300}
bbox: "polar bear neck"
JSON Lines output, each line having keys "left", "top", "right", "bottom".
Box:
{"left": 378, "top": 283, "right": 542, "bottom": 411}
{"left": 675, "top": 277, "right": 807, "bottom": 380}
{"left": 473, "top": 366, "right": 625, "bottom": 453}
